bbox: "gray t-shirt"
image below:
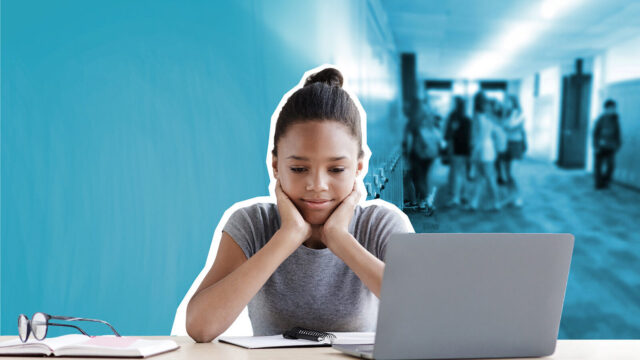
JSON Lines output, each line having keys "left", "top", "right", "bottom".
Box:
{"left": 222, "top": 202, "right": 413, "bottom": 336}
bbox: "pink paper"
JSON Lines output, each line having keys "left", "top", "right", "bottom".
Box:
{"left": 81, "top": 336, "right": 139, "bottom": 348}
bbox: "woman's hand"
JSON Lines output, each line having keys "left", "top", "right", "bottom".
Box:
{"left": 322, "top": 182, "right": 361, "bottom": 248}
{"left": 318, "top": 182, "right": 385, "bottom": 298}
{"left": 275, "top": 180, "right": 312, "bottom": 244}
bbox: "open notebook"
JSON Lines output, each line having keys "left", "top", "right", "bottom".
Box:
{"left": 219, "top": 332, "right": 375, "bottom": 349}
{"left": 0, "top": 335, "right": 179, "bottom": 358}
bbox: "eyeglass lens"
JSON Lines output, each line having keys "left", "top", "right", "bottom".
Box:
{"left": 32, "top": 313, "right": 48, "bottom": 340}
{"left": 18, "top": 314, "right": 29, "bottom": 342}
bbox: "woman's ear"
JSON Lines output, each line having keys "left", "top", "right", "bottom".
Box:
{"left": 272, "top": 157, "right": 279, "bottom": 179}
{"left": 356, "top": 159, "right": 364, "bottom": 177}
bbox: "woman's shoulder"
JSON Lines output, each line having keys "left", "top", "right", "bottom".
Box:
{"left": 222, "top": 200, "right": 280, "bottom": 254}
{"left": 221, "top": 201, "right": 279, "bottom": 258}
{"left": 223, "top": 200, "right": 279, "bottom": 228}
{"left": 238, "top": 201, "right": 277, "bottom": 213}
{"left": 357, "top": 199, "right": 397, "bottom": 215}
{"left": 353, "top": 200, "right": 414, "bottom": 259}
{"left": 230, "top": 201, "right": 278, "bottom": 218}
{"left": 356, "top": 200, "right": 413, "bottom": 232}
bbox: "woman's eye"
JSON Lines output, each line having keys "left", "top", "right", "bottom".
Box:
{"left": 290, "top": 167, "right": 306, "bottom": 173}
{"left": 330, "top": 168, "right": 345, "bottom": 173}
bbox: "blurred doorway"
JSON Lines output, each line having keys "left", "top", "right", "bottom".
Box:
{"left": 558, "top": 61, "right": 592, "bottom": 169}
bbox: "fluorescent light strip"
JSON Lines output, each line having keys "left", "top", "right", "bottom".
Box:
{"left": 541, "top": 0, "right": 581, "bottom": 20}
{"left": 458, "top": 0, "right": 584, "bottom": 79}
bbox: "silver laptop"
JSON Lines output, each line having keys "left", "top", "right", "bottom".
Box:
{"left": 333, "top": 233, "right": 574, "bottom": 360}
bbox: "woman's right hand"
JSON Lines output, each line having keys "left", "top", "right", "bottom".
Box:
{"left": 275, "top": 180, "right": 312, "bottom": 244}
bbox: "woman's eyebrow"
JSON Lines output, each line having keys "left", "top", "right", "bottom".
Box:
{"left": 286, "top": 155, "right": 348, "bottom": 161}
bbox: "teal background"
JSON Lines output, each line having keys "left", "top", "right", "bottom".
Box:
{"left": 1, "top": 0, "right": 403, "bottom": 335}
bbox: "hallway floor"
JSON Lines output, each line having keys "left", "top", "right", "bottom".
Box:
{"left": 404, "top": 159, "right": 640, "bottom": 338}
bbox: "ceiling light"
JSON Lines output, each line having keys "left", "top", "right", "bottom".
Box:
{"left": 458, "top": 0, "right": 585, "bottom": 79}
{"left": 541, "top": 0, "right": 580, "bottom": 19}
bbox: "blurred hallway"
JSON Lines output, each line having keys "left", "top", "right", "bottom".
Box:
{"left": 406, "top": 159, "right": 640, "bottom": 338}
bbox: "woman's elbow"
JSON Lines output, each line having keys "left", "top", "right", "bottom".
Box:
{"left": 186, "top": 303, "right": 222, "bottom": 343}
{"left": 187, "top": 328, "right": 209, "bottom": 343}
{"left": 187, "top": 328, "right": 218, "bottom": 343}
{"left": 186, "top": 315, "right": 222, "bottom": 343}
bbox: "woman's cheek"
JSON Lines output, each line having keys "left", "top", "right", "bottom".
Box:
{"left": 278, "top": 174, "right": 297, "bottom": 197}
{"left": 336, "top": 178, "right": 356, "bottom": 201}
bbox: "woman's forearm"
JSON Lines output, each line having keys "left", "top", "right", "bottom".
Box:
{"left": 325, "top": 231, "right": 385, "bottom": 298}
{"left": 186, "top": 229, "right": 301, "bottom": 342}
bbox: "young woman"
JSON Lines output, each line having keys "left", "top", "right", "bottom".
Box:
{"left": 185, "top": 67, "right": 413, "bottom": 342}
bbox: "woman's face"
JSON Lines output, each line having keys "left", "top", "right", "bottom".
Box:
{"left": 273, "top": 121, "right": 363, "bottom": 225}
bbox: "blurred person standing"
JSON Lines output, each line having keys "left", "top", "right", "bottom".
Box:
{"left": 444, "top": 96, "right": 472, "bottom": 207}
{"left": 402, "top": 99, "right": 441, "bottom": 212}
{"left": 489, "top": 99, "right": 509, "bottom": 184}
{"left": 467, "top": 92, "right": 501, "bottom": 211}
{"left": 593, "top": 99, "right": 622, "bottom": 189}
{"left": 402, "top": 100, "right": 418, "bottom": 207}
{"left": 500, "top": 95, "right": 526, "bottom": 206}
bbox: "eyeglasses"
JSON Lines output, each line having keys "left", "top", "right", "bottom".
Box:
{"left": 18, "top": 312, "right": 121, "bottom": 342}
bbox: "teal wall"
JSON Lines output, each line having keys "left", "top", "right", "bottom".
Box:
{"left": 1, "top": 0, "right": 403, "bottom": 335}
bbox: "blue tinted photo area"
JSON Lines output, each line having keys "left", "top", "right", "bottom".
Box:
{"left": 2, "top": 0, "right": 639, "bottom": 339}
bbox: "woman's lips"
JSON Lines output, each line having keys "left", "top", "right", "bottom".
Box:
{"left": 302, "top": 199, "right": 333, "bottom": 210}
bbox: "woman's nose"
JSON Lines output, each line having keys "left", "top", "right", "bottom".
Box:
{"left": 306, "top": 171, "right": 329, "bottom": 192}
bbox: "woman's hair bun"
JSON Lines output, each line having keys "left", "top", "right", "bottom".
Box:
{"left": 304, "top": 68, "right": 343, "bottom": 88}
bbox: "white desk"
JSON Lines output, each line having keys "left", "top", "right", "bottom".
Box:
{"left": 1, "top": 336, "right": 638, "bottom": 359}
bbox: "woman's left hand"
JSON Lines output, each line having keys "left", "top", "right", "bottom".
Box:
{"left": 321, "top": 182, "right": 361, "bottom": 248}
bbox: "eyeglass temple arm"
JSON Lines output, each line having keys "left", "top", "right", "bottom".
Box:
{"left": 47, "top": 323, "right": 90, "bottom": 336}
{"left": 50, "top": 316, "right": 121, "bottom": 337}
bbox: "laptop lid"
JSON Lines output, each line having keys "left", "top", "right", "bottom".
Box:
{"left": 373, "top": 233, "right": 574, "bottom": 360}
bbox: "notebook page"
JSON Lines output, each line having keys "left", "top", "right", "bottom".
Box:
{"left": 78, "top": 336, "right": 139, "bottom": 348}
{"left": 55, "top": 336, "right": 179, "bottom": 357}
{"left": 332, "top": 332, "right": 375, "bottom": 345}
{"left": 0, "top": 334, "right": 89, "bottom": 355}
{"left": 41, "top": 334, "right": 92, "bottom": 350}
{"left": 219, "top": 332, "right": 375, "bottom": 349}
{"left": 219, "top": 335, "right": 325, "bottom": 348}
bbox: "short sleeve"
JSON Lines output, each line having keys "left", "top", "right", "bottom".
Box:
{"left": 366, "top": 205, "right": 415, "bottom": 261}
{"left": 222, "top": 207, "right": 256, "bottom": 259}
